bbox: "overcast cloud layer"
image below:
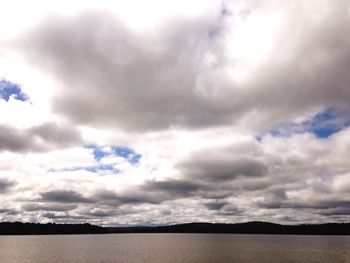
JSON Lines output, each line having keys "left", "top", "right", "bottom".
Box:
{"left": 0, "top": 0, "right": 350, "bottom": 225}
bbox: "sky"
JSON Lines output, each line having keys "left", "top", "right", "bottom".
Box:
{"left": 0, "top": 0, "right": 350, "bottom": 226}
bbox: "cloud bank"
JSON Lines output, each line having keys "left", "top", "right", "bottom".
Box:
{"left": 0, "top": 0, "right": 350, "bottom": 225}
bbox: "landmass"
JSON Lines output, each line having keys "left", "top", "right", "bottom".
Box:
{"left": 1, "top": 221, "right": 350, "bottom": 235}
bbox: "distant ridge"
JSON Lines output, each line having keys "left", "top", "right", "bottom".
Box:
{"left": 1, "top": 221, "right": 350, "bottom": 235}
{"left": 108, "top": 221, "right": 350, "bottom": 235}
{"left": 0, "top": 222, "right": 107, "bottom": 235}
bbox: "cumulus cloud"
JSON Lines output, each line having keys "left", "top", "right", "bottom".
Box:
{"left": 0, "top": 0, "right": 350, "bottom": 225}
{"left": 0, "top": 178, "right": 14, "bottom": 193}
{"left": 7, "top": 0, "right": 350, "bottom": 133}
{"left": 205, "top": 201, "right": 229, "bottom": 211}
{"left": 22, "top": 203, "right": 77, "bottom": 212}
{"left": 0, "top": 122, "right": 81, "bottom": 152}
{"left": 40, "top": 190, "right": 93, "bottom": 204}
{"left": 0, "top": 208, "right": 18, "bottom": 215}
{"left": 12, "top": 12, "right": 227, "bottom": 131}
{"left": 179, "top": 157, "right": 267, "bottom": 182}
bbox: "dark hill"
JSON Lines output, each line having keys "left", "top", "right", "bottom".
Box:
{"left": 1, "top": 221, "right": 350, "bottom": 235}
{"left": 107, "top": 221, "right": 350, "bottom": 235}
{"left": 0, "top": 222, "right": 107, "bottom": 235}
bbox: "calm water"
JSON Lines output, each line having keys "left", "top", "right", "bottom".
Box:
{"left": 0, "top": 234, "right": 349, "bottom": 263}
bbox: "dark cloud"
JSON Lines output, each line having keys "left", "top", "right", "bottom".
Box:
{"left": 179, "top": 157, "right": 267, "bottom": 182}
{"left": 286, "top": 200, "right": 350, "bottom": 210}
{"left": 85, "top": 207, "right": 142, "bottom": 218}
{"left": 2, "top": 1, "right": 350, "bottom": 225}
{"left": 41, "top": 212, "right": 89, "bottom": 221}
{"left": 116, "top": 195, "right": 159, "bottom": 205}
{"left": 40, "top": 190, "right": 92, "bottom": 204}
{"left": 22, "top": 203, "right": 77, "bottom": 212}
{"left": 0, "top": 179, "right": 14, "bottom": 193}
{"left": 86, "top": 210, "right": 115, "bottom": 218}
{"left": 28, "top": 122, "right": 81, "bottom": 147}
{"left": 257, "top": 201, "right": 284, "bottom": 210}
{"left": 95, "top": 190, "right": 160, "bottom": 205}
{"left": 0, "top": 208, "right": 18, "bottom": 215}
{"left": 238, "top": 178, "right": 273, "bottom": 192}
{"left": 94, "top": 180, "right": 204, "bottom": 208}
{"left": 0, "top": 125, "right": 35, "bottom": 152}
{"left": 216, "top": 205, "right": 245, "bottom": 216}
{"left": 142, "top": 179, "right": 204, "bottom": 196}
{"left": 257, "top": 197, "right": 350, "bottom": 218}
{"left": 92, "top": 174, "right": 267, "bottom": 210}
{"left": 204, "top": 200, "right": 244, "bottom": 216}
{"left": 319, "top": 208, "right": 350, "bottom": 216}
{"left": 0, "top": 122, "right": 81, "bottom": 152}
{"left": 13, "top": 12, "right": 233, "bottom": 132}
{"left": 11, "top": 2, "right": 350, "bottom": 133}
{"left": 204, "top": 201, "right": 229, "bottom": 211}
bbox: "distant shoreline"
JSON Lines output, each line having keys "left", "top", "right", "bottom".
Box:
{"left": 1, "top": 221, "right": 350, "bottom": 235}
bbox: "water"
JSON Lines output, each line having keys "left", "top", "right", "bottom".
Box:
{"left": 0, "top": 234, "right": 349, "bottom": 263}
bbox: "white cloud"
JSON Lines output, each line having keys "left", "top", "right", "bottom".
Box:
{"left": 0, "top": 0, "right": 350, "bottom": 225}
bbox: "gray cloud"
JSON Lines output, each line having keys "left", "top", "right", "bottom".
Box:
{"left": 179, "top": 156, "right": 267, "bottom": 182}
{"left": 94, "top": 179, "right": 204, "bottom": 207}
{"left": 0, "top": 179, "right": 14, "bottom": 193}
{"left": 2, "top": 1, "right": 350, "bottom": 225}
{"left": 85, "top": 207, "right": 142, "bottom": 218}
{"left": 86, "top": 210, "right": 116, "bottom": 218}
{"left": 95, "top": 189, "right": 160, "bottom": 206}
{"left": 41, "top": 212, "right": 89, "bottom": 221}
{"left": 0, "top": 122, "right": 81, "bottom": 152}
{"left": 0, "top": 125, "right": 33, "bottom": 152}
{"left": 0, "top": 208, "right": 18, "bottom": 215}
{"left": 90, "top": 157, "right": 268, "bottom": 210}
{"left": 286, "top": 200, "right": 350, "bottom": 210}
{"left": 40, "top": 190, "right": 92, "bottom": 204}
{"left": 319, "top": 208, "right": 350, "bottom": 216}
{"left": 14, "top": 12, "right": 234, "bottom": 132}
{"left": 28, "top": 122, "right": 81, "bottom": 147}
{"left": 204, "top": 201, "right": 229, "bottom": 211}
{"left": 22, "top": 203, "right": 78, "bottom": 212}
{"left": 10, "top": 1, "right": 350, "bottom": 133}
{"left": 10, "top": 128, "right": 350, "bottom": 224}
{"left": 142, "top": 179, "right": 204, "bottom": 197}
{"left": 216, "top": 205, "right": 245, "bottom": 216}
{"left": 257, "top": 195, "right": 350, "bottom": 219}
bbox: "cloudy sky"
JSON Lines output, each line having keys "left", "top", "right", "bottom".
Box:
{"left": 0, "top": 0, "right": 350, "bottom": 226}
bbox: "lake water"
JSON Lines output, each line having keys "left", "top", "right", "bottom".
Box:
{"left": 0, "top": 234, "right": 349, "bottom": 263}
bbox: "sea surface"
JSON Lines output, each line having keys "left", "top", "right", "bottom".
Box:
{"left": 0, "top": 234, "right": 349, "bottom": 263}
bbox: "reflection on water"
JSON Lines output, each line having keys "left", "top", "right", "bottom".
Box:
{"left": 0, "top": 234, "right": 349, "bottom": 263}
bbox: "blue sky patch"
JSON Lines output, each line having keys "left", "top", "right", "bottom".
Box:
{"left": 50, "top": 145, "right": 141, "bottom": 174}
{"left": 85, "top": 144, "right": 142, "bottom": 165}
{"left": 113, "top": 146, "right": 142, "bottom": 165}
{"left": 0, "top": 79, "right": 29, "bottom": 102}
{"left": 256, "top": 107, "right": 350, "bottom": 141}
{"left": 49, "top": 164, "right": 117, "bottom": 174}
{"left": 85, "top": 145, "right": 107, "bottom": 161}
{"left": 308, "top": 108, "right": 349, "bottom": 138}
{"left": 86, "top": 165, "right": 117, "bottom": 173}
